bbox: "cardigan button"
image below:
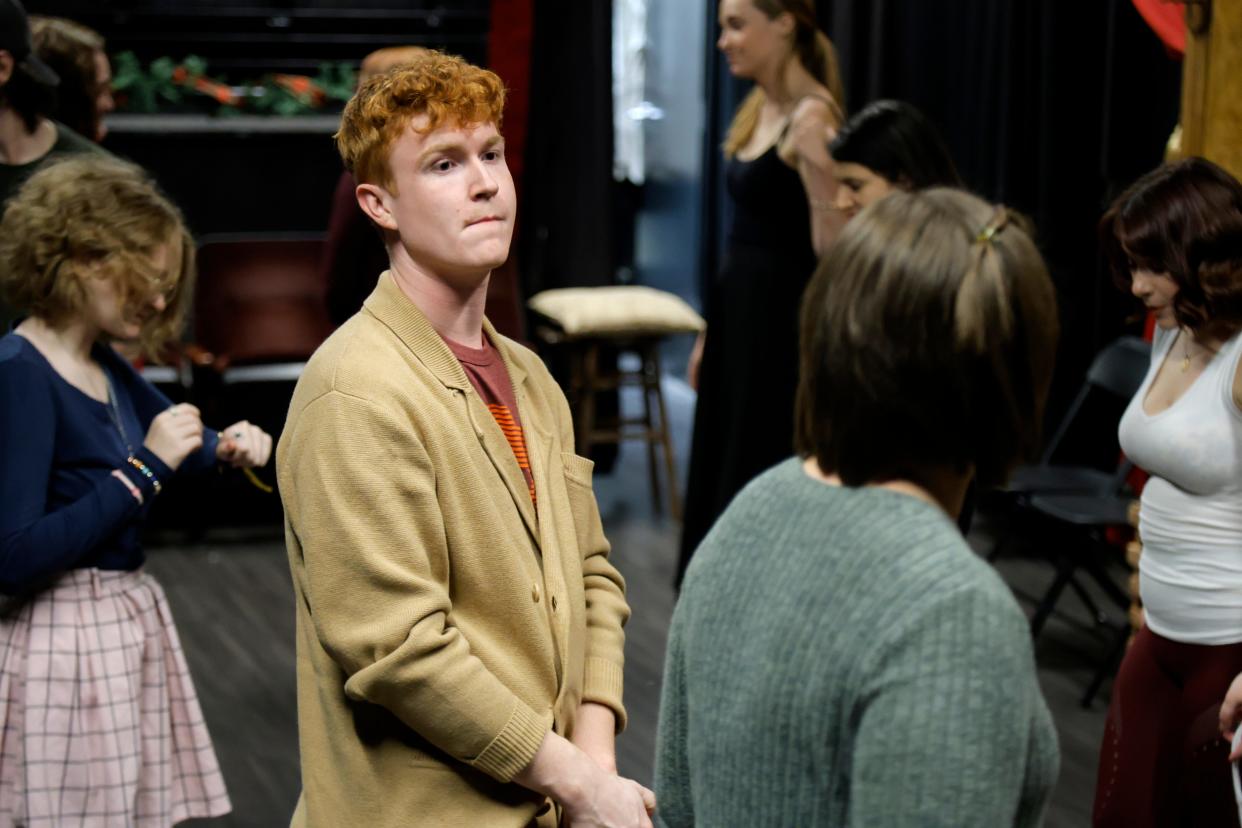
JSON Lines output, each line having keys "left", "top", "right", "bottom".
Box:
{"left": 551, "top": 594, "right": 558, "bottom": 611}
{"left": 532, "top": 583, "right": 541, "bottom": 603}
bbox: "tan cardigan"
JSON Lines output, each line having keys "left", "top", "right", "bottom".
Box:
{"left": 277, "top": 273, "right": 629, "bottom": 827}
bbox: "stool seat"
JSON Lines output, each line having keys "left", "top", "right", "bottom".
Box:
{"left": 527, "top": 286, "right": 704, "bottom": 339}
{"left": 529, "top": 286, "right": 702, "bottom": 520}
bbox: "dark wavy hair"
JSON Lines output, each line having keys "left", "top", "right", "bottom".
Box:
{"left": 1101, "top": 157, "right": 1242, "bottom": 343}
{"left": 829, "top": 100, "right": 962, "bottom": 190}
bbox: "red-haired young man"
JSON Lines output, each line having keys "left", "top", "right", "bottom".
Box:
{"left": 278, "top": 51, "right": 652, "bottom": 827}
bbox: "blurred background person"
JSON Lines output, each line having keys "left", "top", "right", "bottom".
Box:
{"left": 1094, "top": 157, "right": 1242, "bottom": 828}
{"left": 30, "top": 14, "right": 114, "bottom": 143}
{"left": 657, "top": 188, "right": 1061, "bottom": 826}
{"left": 1, "top": 0, "right": 101, "bottom": 333}
{"left": 321, "top": 45, "right": 428, "bottom": 327}
{"left": 678, "top": 0, "right": 845, "bottom": 586}
{"left": 0, "top": 156, "right": 272, "bottom": 826}
{"left": 828, "top": 98, "right": 963, "bottom": 218}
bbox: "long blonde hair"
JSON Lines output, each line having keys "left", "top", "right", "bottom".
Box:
{"left": 722, "top": 0, "right": 845, "bottom": 158}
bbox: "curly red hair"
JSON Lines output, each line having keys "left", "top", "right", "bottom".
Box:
{"left": 336, "top": 50, "right": 506, "bottom": 191}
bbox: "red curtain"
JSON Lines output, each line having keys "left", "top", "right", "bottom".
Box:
{"left": 484, "top": 0, "right": 535, "bottom": 341}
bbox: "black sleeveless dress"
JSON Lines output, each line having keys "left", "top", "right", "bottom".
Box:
{"left": 678, "top": 145, "right": 817, "bottom": 584}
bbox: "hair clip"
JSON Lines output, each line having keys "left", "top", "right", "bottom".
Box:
{"left": 975, "top": 206, "right": 1010, "bottom": 244}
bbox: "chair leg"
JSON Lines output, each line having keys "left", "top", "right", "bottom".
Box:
{"left": 1068, "top": 575, "right": 1109, "bottom": 626}
{"left": 1080, "top": 622, "right": 1130, "bottom": 708}
{"left": 578, "top": 342, "right": 599, "bottom": 457}
{"left": 648, "top": 343, "right": 681, "bottom": 521}
{"left": 1030, "top": 555, "right": 1076, "bottom": 638}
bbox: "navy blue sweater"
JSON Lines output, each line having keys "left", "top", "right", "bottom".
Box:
{"left": 0, "top": 333, "right": 218, "bottom": 594}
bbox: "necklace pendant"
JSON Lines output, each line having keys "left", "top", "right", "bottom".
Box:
{"left": 1181, "top": 355, "right": 1191, "bottom": 373}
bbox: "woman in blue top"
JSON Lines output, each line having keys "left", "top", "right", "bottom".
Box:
{"left": 0, "top": 156, "right": 271, "bottom": 825}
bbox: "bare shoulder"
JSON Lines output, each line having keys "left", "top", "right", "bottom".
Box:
{"left": 790, "top": 89, "right": 843, "bottom": 128}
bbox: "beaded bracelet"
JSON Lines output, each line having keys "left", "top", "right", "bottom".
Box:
{"left": 110, "top": 469, "right": 144, "bottom": 505}
{"left": 125, "top": 455, "right": 162, "bottom": 495}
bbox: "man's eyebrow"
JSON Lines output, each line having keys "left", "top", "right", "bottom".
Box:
{"left": 416, "top": 137, "right": 466, "bottom": 163}
{"left": 416, "top": 132, "right": 504, "bottom": 163}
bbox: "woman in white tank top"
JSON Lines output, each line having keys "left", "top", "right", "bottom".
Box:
{"left": 1093, "top": 158, "right": 1242, "bottom": 828}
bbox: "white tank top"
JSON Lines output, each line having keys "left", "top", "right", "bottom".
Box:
{"left": 1117, "top": 325, "right": 1242, "bottom": 644}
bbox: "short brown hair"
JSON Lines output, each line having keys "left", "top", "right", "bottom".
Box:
{"left": 335, "top": 50, "right": 505, "bottom": 191}
{"left": 0, "top": 156, "right": 194, "bottom": 357}
{"left": 1101, "top": 157, "right": 1242, "bottom": 344}
{"left": 796, "top": 188, "right": 1059, "bottom": 489}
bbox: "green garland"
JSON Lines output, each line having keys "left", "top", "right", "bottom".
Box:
{"left": 111, "top": 51, "right": 356, "bottom": 116}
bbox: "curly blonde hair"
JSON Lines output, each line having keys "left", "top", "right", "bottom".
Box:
{"left": 336, "top": 50, "right": 506, "bottom": 191}
{"left": 0, "top": 157, "right": 194, "bottom": 358}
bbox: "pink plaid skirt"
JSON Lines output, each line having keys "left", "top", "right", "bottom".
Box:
{"left": 0, "top": 568, "right": 231, "bottom": 826}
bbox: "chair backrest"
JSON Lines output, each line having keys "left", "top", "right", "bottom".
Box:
{"left": 194, "top": 234, "right": 330, "bottom": 365}
{"left": 1085, "top": 335, "right": 1152, "bottom": 400}
{"left": 1040, "top": 335, "right": 1152, "bottom": 464}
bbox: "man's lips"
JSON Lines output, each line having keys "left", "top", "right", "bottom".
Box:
{"left": 467, "top": 216, "right": 503, "bottom": 227}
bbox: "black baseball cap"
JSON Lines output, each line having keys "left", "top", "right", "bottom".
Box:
{"left": 0, "top": 0, "right": 60, "bottom": 87}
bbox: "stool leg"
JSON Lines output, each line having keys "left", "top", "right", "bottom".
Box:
{"left": 578, "top": 342, "right": 599, "bottom": 457}
{"left": 639, "top": 344, "right": 663, "bottom": 516}
{"left": 648, "top": 343, "right": 682, "bottom": 521}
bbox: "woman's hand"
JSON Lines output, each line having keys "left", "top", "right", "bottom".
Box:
{"left": 1219, "top": 672, "right": 1242, "bottom": 759}
{"left": 143, "top": 403, "right": 205, "bottom": 470}
{"left": 778, "top": 95, "right": 840, "bottom": 170}
{"left": 216, "top": 420, "right": 273, "bottom": 468}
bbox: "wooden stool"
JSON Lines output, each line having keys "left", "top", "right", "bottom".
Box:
{"left": 528, "top": 286, "right": 705, "bottom": 520}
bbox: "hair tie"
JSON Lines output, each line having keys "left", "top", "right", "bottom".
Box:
{"left": 975, "top": 206, "right": 1011, "bottom": 245}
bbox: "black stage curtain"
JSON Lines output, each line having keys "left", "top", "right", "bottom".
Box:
{"left": 701, "top": 0, "right": 1181, "bottom": 448}
{"left": 520, "top": 1, "right": 616, "bottom": 297}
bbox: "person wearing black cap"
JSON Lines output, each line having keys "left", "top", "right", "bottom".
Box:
{"left": 0, "top": 0, "right": 102, "bottom": 331}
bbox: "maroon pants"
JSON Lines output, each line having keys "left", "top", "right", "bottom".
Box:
{"left": 1094, "top": 625, "right": 1242, "bottom": 827}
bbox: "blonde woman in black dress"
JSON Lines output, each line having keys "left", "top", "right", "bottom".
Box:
{"left": 679, "top": 0, "right": 845, "bottom": 585}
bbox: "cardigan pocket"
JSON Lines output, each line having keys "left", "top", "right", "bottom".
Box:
{"left": 560, "top": 451, "right": 595, "bottom": 489}
{"left": 559, "top": 452, "right": 606, "bottom": 565}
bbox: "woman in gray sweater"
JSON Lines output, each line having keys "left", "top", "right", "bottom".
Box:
{"left": 655, "top": 188, "right": 1061, "bottom": 826}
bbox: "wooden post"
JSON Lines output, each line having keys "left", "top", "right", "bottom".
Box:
{"left": 1179, "top": 0, "right": 1242, "bottom": 179}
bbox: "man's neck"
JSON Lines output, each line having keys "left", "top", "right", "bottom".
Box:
{"left": 0, "top": 110, "right": 56, "bottom": 166}
{"left": 388, "top": 248, "right": 490, "bottom": 348}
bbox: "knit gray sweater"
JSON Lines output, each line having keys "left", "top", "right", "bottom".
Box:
{"left": 655, "top": 458, "right": 1059, "bottom": 827}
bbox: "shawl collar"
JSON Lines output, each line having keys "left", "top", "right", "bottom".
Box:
{"left": 362, "top": 271, "right": 540, "bottom": 544}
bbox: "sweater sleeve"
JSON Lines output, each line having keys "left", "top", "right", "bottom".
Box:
{"left": 847, "top": 584, "right": 1059, "bottom": 827}
{"left": 653, "top": 603, "right": 694, "bottom": 828}
{"left": 282, "top": 390, "right": 550, "bottom": 783}
{"left": 0, "top": 358, "right": 143, "bottom": 594}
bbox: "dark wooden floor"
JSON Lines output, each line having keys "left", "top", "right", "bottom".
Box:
{"left": 149, "top": 378, "right": 1118, "bottom": 826}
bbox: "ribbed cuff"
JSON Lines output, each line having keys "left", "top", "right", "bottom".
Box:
{"left": 135, "top": 446, "right": 172, "bottom": 479}
{"left": 582, "top": 657, "right": 627, "bottom": 733}
{"left": 470, "top": 699, "right": 551, "bottom": 783}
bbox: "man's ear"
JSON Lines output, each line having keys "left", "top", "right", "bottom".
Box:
{"left": 355, "top": 182, "right": 399, "bottom": 231}
{"left": 0, "top": 51, "right": 15, "bottom": 87}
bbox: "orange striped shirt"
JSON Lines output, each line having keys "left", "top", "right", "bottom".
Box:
{"left": 443, "top": 335, "right": 536, "bottom": 504}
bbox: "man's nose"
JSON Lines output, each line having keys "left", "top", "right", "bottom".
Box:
{"left": 470, "top": 162, "right": 500, "bottom": 198}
